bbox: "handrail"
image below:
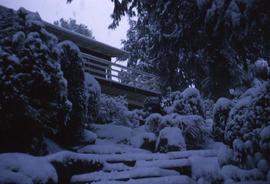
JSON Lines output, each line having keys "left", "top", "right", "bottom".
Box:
{"left": 82, "top": 52, "right": 160, "bottom": 93}
{"left": 82, "top": 52, "right": 158, "bottom": 78}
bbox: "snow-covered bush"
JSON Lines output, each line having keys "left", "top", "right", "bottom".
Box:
{"left": 174, "top": 115, "right": 209, "bottom": 149}
{"left": 163, "top": 88, "right": 205, "bottom": 117}
{"left": 97, "top": 95, "right": 146, "bottom": 127}
{"left": 46, "top": 151, "right": 103, "bottom": 184}
{"left": 93, "top": 124, "right": 132, "bottom": 144}
{"left": 0, "top": 7, "right": 71, "bottom": 153}
{"left": 80, "top": 129, "right": 97, "bottom": 145}
{"left": 97, "top": 94, "right": 128, "bottom": 123}
{"left": 97, "top": 94, "right": 129, "bottom": 123}
{"left": 221, "top": 165, "right": 264, "bottom": 183}
{"left": 144, "top": 113, "right": 164, "bottom": 135}
{"left": 203, "top": 99, "right": 214, "bottom": 119}
{"left": 223, "top": 81, "right": 270, "bottom": 178}
{"left": 212, "top": 97, "right": 234, "bottom": 141}
{"left": 84, "top": 73, "right": 101, "bottom": 124}
{"left": 173, "top": 87, "right": 205, "bottom": 116}
{"left": 155, "top": 127, "right": 186, "bottom": 153}
{"left": 161, "top": 90, "right": 182, "bottom": 108}
{"left": 125, "top": 109, "right": 147, "bottom": 127}
{"left": 145, "top": 113, "right": 208, "bottom": 149}
{"left": 259, "top": 125, "right": 270, "bottom": 160}
{"left": 225, "top": 81, "right": 270, "bottom": 146}
{"left": 254, "top": 58, "right": 269, "bottom": 81}
{"left": 0, "top": 153, "right": 58, "bottom": 184}
{"left": 57, "top": 40, "right": 86, "bottom": 144}
{"left": 162, "top": 114, "right": 209, "bottom": 149}
{"left": 130, "top": 132, "right": 156, "bottom": 151}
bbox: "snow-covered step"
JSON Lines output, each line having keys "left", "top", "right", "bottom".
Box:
{"left": 136, "top": 158, "right": 191, "bottom": 176}
{"left": 135, "top": 158, "right": 190, "bottom": 168}
{"left": 78, "top": 144, "right": 150, "bottom": 155}
{"left": 100, "top": 149, "right": 218, "bottom": 163}
{"left": 103, "top": 159, "right": 191, "bottom": 173}
{"left": 91, "top": 175, "right": 195, "bottom": 184}
{"left": 103, "top": 163, "right": 132, "bottom": 172}
{"left": 232, "top": 182, "right": 269, "bottom": 184}
{"left": 166, "top": 149, "right": 218, "bottom": 159}
{"left": 70, "top": 167, "right": 179, "bottom": 183}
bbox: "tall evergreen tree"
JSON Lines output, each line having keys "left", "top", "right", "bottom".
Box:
{"left": 116, "top": 0, "right": 270, "bottom": 98}
{"left": 54, "top": 18, "right": 95, "bottom": 39}
{"left": 68, "top": 0, "right": 270, "bottom": 98}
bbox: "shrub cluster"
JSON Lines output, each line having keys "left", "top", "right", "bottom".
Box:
{"left": 0, "top": 7, "right": 100, "bottom": 153}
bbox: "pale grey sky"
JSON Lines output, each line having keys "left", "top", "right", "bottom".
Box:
{"left": 0, "top": 0, "right": 129, "bottom": 49}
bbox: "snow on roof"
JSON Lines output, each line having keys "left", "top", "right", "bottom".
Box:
{"left": 45, "top": 22, "right": 129, "bottom": 58}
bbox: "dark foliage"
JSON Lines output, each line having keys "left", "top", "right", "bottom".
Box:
{"left": 0, "top": 7, "right": 71, "bottom": 154}
{"left": 212, "top": 97, "right": 234, "bottom": 141}
{"left": 114, "top": 0, "right": 270, "bottom": 98}
{"left": 53, "top": 18, "right": 95, "bottom": 39}
{"left": 57, "top": 41, "right": 86, "bottom": 145}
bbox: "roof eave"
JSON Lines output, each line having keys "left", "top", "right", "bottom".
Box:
{"left": 44, "top": 22, "right": 129, "bottom": 58}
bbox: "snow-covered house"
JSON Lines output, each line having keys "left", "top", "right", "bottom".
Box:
{"left": 45, "top": 22, "right": 160, "bottom": 108}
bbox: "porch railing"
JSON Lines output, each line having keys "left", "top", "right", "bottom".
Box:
{"left": 82, "top": 52, "right": 160, "bottom": 93}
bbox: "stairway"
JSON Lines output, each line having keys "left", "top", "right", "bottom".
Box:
{"left": 70, "top": 148, "right": 219, "bottom": 184}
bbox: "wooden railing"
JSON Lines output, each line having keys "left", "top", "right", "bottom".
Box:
{"left": 82, "top": 52, "right": 160, "bottom": 93}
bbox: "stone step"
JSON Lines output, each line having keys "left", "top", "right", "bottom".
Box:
{"left": 91, "top": 175, "right": 195, "bottom": 184}
{"left": 103, "top": 163, "right": 132, "bottom": 172}
{"left": 78, "top": 143, "right": 150, "bottom": 155}
{"left": 100, "top": 149, "right": 218, "bottom": 163}
{"left": 71, "top": 167, "right": 180, "bottom": 184}
{"left": 135, "top": 159, "right": 191, "bottom": 176}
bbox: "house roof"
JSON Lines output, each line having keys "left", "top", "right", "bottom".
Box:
{"left": 44, "top": 22, "right": 129, "bottom": 58}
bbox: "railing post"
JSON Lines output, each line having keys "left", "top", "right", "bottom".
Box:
{"left": 82, "top": 52, "right": 160, "bottom": 93}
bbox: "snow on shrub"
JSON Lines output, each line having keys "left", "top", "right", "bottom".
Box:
{"left": 57, "top": 40, "right": 86, "bottom": 144}
{"left": 212, "top": 97, "right": 234, "bottom": 141}
{"left": 80, "top": 129, "right": 97, "bottom": 145}
{"left": 175, "top": 115, "right": 209, "bottom": 149}
{"left": 125, "top": 109, "right": 147, "bottom": 127}
{"left": 97, "top": 95, "right": 146, "bottom": 127}
{"left": 161, "top": 114, "right": 209, "bottom": 149}
{"left": 97, "top": 94, "right": 128, "bottom": 124}
{"left": 223, "top": 81, "right": 270, "bottom": 179}
{"left": 145, "top": 113, "right": 164, "bottom": 135}
{"left": 84, "top": 73, "right": 101, "bottom": 124}
{"left": 221, "top": 165, "right": 264, "bottom": 183}
{"left": 93, "top": 124, "right": 132, "bottom": 144}
{"left": 225, "top": 81, "right": 270, "bottom": 146}
{"left": 203, "top": 99, "right": 214, "bottom": 119}
{"left": 130, "top": 132, "right": 156, "bottom": 151}
{"left": 161, "top": 90, "right": 182, "bottom": 110}
{"left": 259, "top": 125, "right": 270, "bottom": 160}
{"left": 0, "top": 153, "right": 58, "bottom": 184}
{"left": 145, "top": 113, "right": 208, "bottom": 149}
{"left": 163, "top": 87, "right": 205, "bottom": 117}
{"left": 0, "top": 7, "right": 71, "bottom": 153}
{"left": 254, "top": 58, "right": 269, "bottom": 81}
{"left": 155, "top": 127, "right": 186, "bottom": 153}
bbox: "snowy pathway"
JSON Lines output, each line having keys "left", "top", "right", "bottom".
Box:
{"left": 70, "top": 138, "right": 219, "bottom": 184}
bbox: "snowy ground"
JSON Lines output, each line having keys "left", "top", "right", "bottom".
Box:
{"left": 0, "top": 123, "right": 269, "bottom": 184}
